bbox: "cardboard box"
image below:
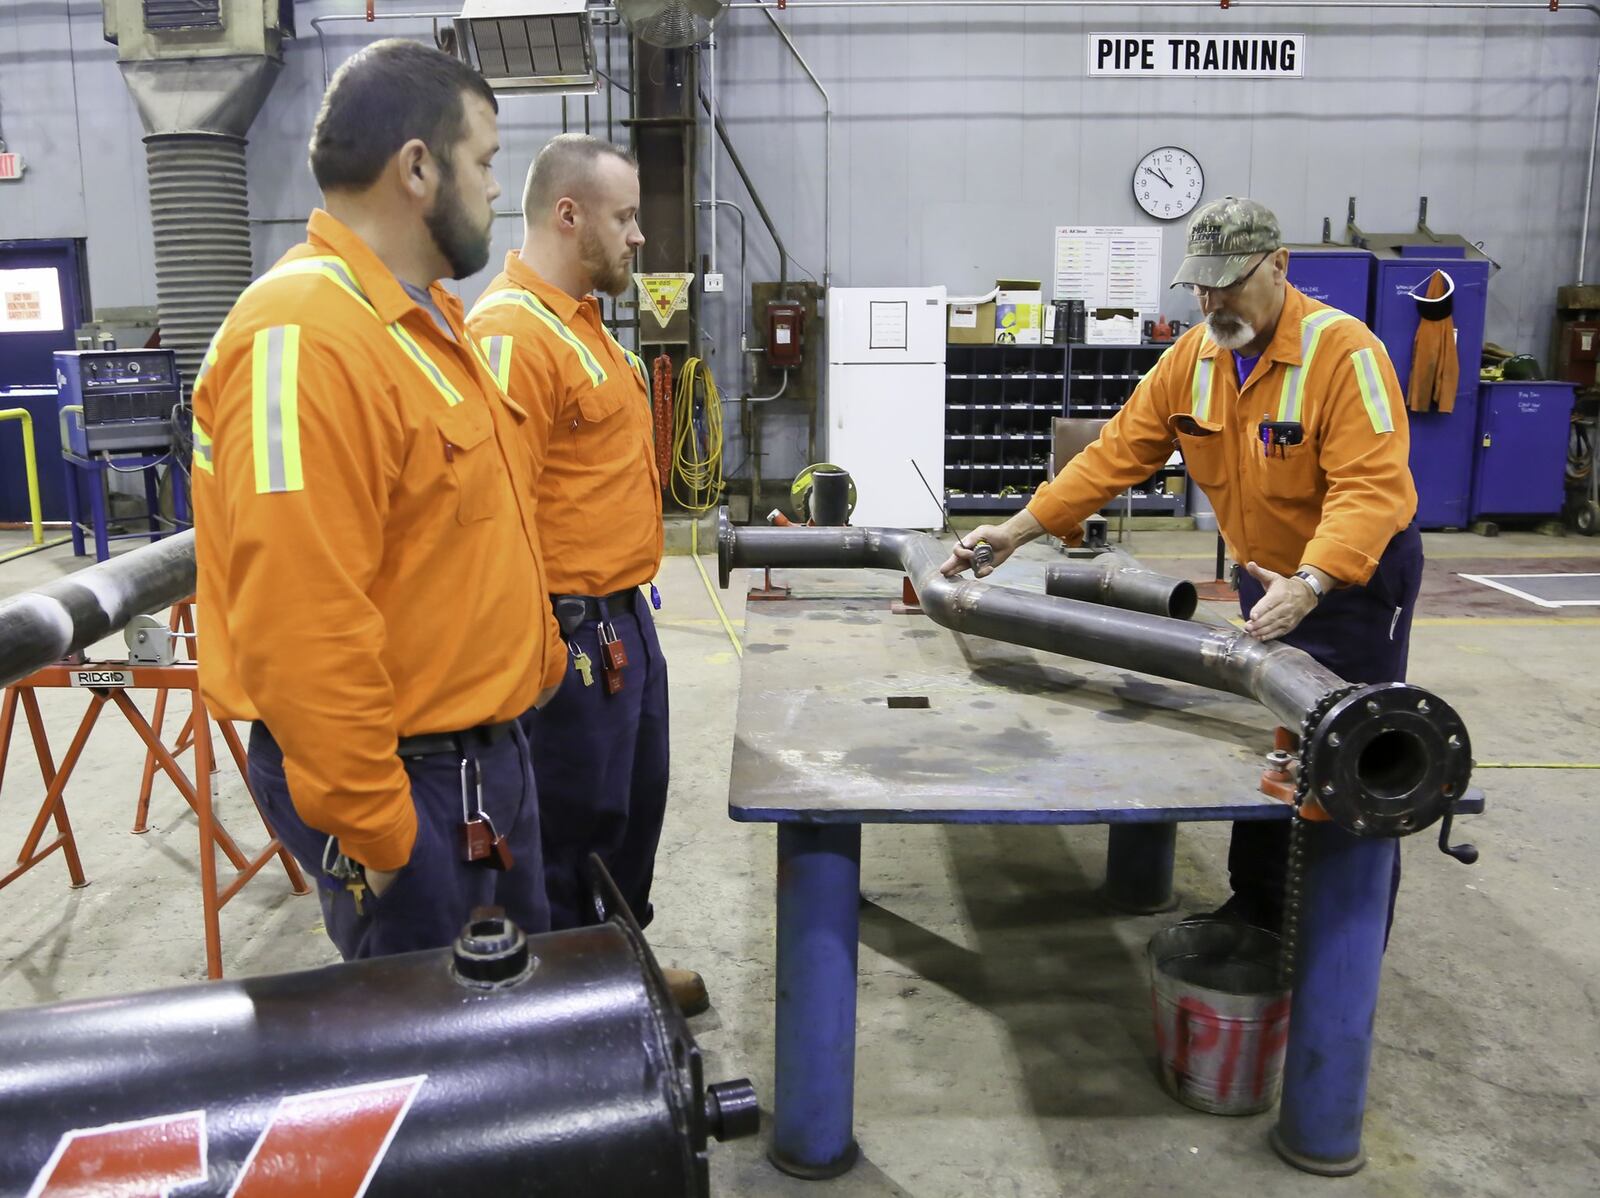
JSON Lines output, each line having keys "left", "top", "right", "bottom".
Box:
{"left": 946, "top": 297, "right": 997, "bottom": 345}
{"left": 995, "top": 278, "right": 1043, "bottom": 344}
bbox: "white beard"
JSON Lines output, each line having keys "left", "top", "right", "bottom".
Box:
{"left": 1206, "top": 313, "right": 1257, "bottom": 351}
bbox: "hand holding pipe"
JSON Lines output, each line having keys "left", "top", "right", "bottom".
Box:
{"left": 716, "top": 510, "right": 1473, "bottom": 840}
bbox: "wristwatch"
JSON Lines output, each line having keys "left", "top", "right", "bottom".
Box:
{"left": 1292, "top": 569, "right": 1325, "bottom": 600}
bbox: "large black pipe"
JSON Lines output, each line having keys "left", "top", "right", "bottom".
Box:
{"left": 1045, "top": 551, "right": 1199, "bottom": 621}
{"left": 0, "top": 902, "right": 756, "bottom": 1196}
{"left": 0, "top": 529, "right": 196, "bottom": 688}
{"left": 717, "top": 511, "right": 1472, "bottom": 838}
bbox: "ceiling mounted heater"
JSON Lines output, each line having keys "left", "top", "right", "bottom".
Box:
{"left": 615, "top": 0, "right": 728, "bottom": 49}
{"left": 451, "top": 0, "right": 598, "bottom": 95}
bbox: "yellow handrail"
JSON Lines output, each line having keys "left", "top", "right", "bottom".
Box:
{"left": 0, "top": 407, "right": 43, "bottom": 547}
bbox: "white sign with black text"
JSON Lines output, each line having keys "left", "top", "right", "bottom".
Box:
{"left": 1088, "top": 33, "right": 1305, "bottom": 78}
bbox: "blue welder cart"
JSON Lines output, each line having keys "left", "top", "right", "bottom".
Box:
{"left": 52, "top": 348, "right": 188, "bottom": 561}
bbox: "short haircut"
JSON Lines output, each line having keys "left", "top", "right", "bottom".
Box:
{"left": 309, "top": 38, "right": 498, "bottom": 192}
{"left": 522, "top": 134, "right": 637, "bottom": 221}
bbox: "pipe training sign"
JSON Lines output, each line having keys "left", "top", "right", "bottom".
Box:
{"left": 1089, "top": 34, "right": 1305, "bottom": 78}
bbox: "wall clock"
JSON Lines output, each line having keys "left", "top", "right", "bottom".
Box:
{"left": 1133, "top": 147, "right": 1204, "bottom": 221}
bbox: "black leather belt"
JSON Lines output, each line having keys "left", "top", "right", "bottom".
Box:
{"left": 550, "top": 587, "right": 638, "bottom": 639}
{"left": 396, "top": 720, "right": 518, "bottom": 759}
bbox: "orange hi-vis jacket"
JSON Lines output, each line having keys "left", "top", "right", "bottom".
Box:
{"left": 192, "top": 211, "right": 566, "bottom": 872}
{"left": 465, "top": 252, "right": 663, "bottom": 597}
{"left": 1029, "top": 284, "right": 1417, "bottom": 585}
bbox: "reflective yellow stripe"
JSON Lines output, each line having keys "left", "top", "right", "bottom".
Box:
{"left": 481, "top": 335, "right": 514, "bottom": 390}
{"left": 258, "top": 255, "right": 464, "bottom": 409}
{"left": 387, "top": 322, "right": 464, "bottom": 407}
{"left": 1191, "top": 358, "right": 1216, "bottom": 422}
{"left": 251, "top": 325, "right": 303, "bottom": 494}
{"left": 469, "top": 288, "right": 607, "bottom": 388}
{"left": 192, "top": 421, "right": 214, "bottom": 474}
{"left": 1350, "top": 347, "right": 1396, "bottom": 434}
{"left": 1277, "top": 309, "right": 1354, "bottom": 422}
{"left": 599, "top": 321, "right": 648, "bottom": 386}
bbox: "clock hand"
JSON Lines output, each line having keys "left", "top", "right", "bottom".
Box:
{"left": 1154, "top": 167, "right": 1174, "bottom": 188}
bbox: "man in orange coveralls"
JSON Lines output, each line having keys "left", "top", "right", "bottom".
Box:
{"left": 192, "top": 39, "right": 565, "bottom": 958}
{"left": 465, "top": 134, "right": 708, "bottom": 1014}
{"left": 942, "top": 198, "right": 1422, "bottom": 933}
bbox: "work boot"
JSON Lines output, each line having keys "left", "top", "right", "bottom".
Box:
{"left": 664, "top": 967, "right": 710, "bottom": 1016}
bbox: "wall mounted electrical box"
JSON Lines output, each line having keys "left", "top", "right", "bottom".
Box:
{"left": 766, "top": 301, "right": 806, "bottom": 370}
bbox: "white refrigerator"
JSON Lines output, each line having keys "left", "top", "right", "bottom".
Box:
{"left": 825, "top": 286, "right": 948, "bottom": 529}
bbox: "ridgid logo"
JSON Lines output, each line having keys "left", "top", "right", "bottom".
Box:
{"left": 24, "top": 1076, "right": 424, "bottom": 1198}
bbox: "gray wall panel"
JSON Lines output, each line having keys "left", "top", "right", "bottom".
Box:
{"left": 2, "top": 1, "right": 1596, "bottom": 485}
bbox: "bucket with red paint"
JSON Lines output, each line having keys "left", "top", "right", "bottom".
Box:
{"left": 1148, "top": 920, "right": 1291, "bottom": 1115}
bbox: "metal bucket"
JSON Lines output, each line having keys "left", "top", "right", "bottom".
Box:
{"left": 1148, "top": 920, "right": 1292, "bottom": 1115}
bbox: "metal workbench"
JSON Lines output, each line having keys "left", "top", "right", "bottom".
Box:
{"left": 728, "top": 566, "right": 1398, "bottom": 1180}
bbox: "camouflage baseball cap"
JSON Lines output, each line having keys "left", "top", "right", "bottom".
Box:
{"left": 1170, "top": 197, "right": 1282, "bottom": 289}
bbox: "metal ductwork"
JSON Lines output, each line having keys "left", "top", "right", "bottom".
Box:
{"left": 104, "top": 2, "right": 289, "bottom": 394}
{"left": 451, "top": 0, "right": 600, "bottom": 95}
{"left": 0, "top": 530, "right": 195, "bottom": 689}
{"left": 1, "top": 871, "right": 758, "bottom": 1196}
{"left": 716, "top": 510, "right": 1475, "bottom": 840}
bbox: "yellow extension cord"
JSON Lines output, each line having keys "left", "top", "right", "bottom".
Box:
{"left": 671, "top": 357, "right": 724, "bottom": 514}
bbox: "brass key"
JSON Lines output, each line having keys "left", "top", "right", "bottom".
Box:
{"left": 346, "top": 876, "right": 367, "bottom": 915}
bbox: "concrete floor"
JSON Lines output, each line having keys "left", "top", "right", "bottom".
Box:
{"left": 1, "top": 525, "right": 1598, "bottom": 1197}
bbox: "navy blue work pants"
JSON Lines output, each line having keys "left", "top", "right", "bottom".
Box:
{"left": 248, "top": 719, "right": 549, "bottom": 960}
{"left": 523, "top": 591, "right": 671, "bottom": 932}
{"left": 1229, "top": 524, "right": 1424, "bottom": 923}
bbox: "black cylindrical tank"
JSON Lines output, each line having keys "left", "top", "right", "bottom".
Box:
{"left": 0, "top": 905, "right": 757, "bottom": 1196}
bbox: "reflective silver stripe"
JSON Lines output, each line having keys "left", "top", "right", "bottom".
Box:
{"left": 252, "top": 324, "right": 303, "bottom": 494}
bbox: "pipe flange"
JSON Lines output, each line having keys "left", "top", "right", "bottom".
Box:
{"left": 717, "top": 506, "right": 735, "bottom": 590}
{"left": 1302, "top": 683, "right": 1473, "bottom": 837}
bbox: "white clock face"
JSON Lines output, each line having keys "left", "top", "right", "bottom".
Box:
{"left": 1134, "top": 147, "right": 1204, "bottom": 221}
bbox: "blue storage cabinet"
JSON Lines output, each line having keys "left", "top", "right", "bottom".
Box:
{"left": 1370, "top": 247, "right": 1491, "bottom": 529}
{"left": 1471, "top": 382, "right": 1577, "bottom": 521}
{"left": 1286, "top": 246, "right": 1376, "bottom": 323}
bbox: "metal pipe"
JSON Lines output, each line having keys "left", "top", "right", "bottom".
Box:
{"left": 701, "top": 95, "right": 793, "bottom": 295}
{"left": 757, "top": 6, "right": 831, "bottom": 289}
{"left": 727, "top": 1, "right": 1595, "bottom": 11}
{"left": 0, "top": 530, "right": 195, "bottom": 689}
{"left": 717, "top": 512, "right": 1473, "bottom": 839}
{"left": 1584, "top": 51, "right": 1600, "bottom": 280}
{"left": 707, "top": 33, "right": 718, "bottom": 275}
{"left": 1045, "top": 551, "right": 1198, "bottom": 621}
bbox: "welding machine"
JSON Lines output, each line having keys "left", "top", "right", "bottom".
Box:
{"left": 52, "top": 348, "right": 180, "bottom": 455}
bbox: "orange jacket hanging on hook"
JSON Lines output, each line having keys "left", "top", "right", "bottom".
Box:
{"left": 1407, "top": 269, "right": 1459, "bottom": 414}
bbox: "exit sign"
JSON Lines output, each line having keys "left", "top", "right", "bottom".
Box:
{"left": 0, "top": 153, "right": 25, "bottom": 181}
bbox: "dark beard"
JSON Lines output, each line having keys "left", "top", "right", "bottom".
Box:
{"left": 425, "top": 163, "right": 492, "bottom": 280}
{"left": 579, "top": 224, "right": 631, "bottom": 296}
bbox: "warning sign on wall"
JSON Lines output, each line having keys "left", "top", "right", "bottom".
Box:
{"left": 634, "top": 273, "right": 695, "bottom": 328}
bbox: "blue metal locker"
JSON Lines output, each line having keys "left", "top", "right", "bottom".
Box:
{"left": 1471, "top": 382, "right": 1577, "bottom": 521}
{"left": 1285, "top": 246, "right": 1376, "bottom": 324}
{"left": 1370, "top": 246, "right": 1491, "bottom": 530}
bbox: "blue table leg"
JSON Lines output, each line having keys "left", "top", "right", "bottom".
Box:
{"left": 1102, "top": 821, "right": 1178, "bottom": 913}
{"left": 63, "top": 459, "right": 85, "bottom": 557}
{"left": 771, "top": 822, "right": 862, "bottom": 1180}
{"left": 1271, "top": 825, "right": 1397, "bottom": 1176}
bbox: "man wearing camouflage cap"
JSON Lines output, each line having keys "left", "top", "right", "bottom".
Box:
{"left": 941, "top": 197, "right": 1422, "bottom": 932}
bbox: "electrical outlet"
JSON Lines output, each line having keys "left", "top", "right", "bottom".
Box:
{"left": 704, "top": 273, "right": 724, "bottom": 294}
